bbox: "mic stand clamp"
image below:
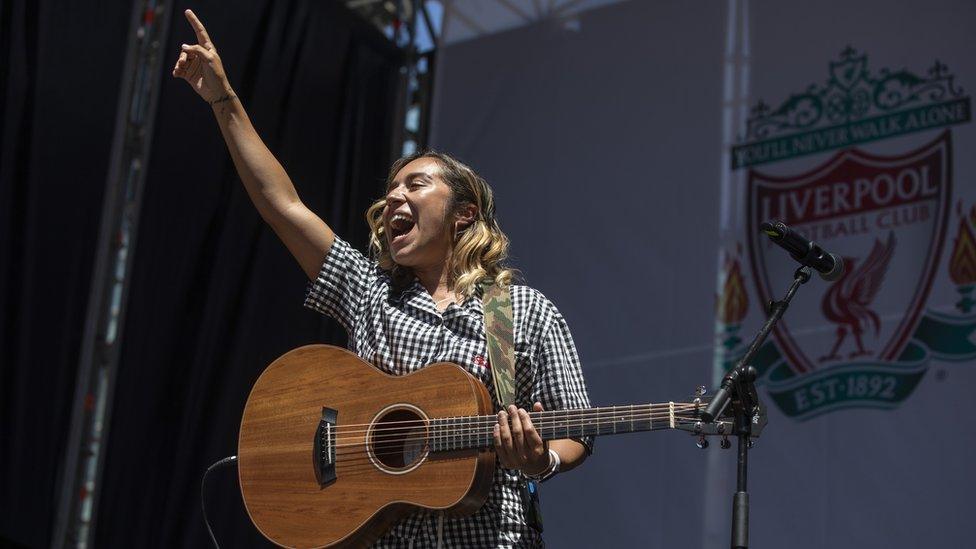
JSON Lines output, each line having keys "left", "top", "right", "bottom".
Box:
{"left": 702, "top": 266, "right": 811, "bottom": 549}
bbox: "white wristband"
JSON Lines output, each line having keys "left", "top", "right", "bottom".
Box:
{"left": 526, "top": 448, "right": 560, "bottom": 481}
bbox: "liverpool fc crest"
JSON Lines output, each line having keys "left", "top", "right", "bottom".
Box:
{"left": 746, "top": 133, "right": 950, "bottom": 418}
{"left": 722, "top": 49, "right": 976, "bottom": 420}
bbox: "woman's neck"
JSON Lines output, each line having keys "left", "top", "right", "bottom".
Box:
{"left": 412, "top": 261, "right": 458, "bottom": 311}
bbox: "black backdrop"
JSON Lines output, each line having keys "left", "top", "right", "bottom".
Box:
{"left": 1, "top": 0, "right": 404, "bottom": 547}
{"left": 0, "top": 1, "right": 129, "bottom": 547}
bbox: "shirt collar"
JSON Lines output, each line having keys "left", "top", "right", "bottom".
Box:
{"left": 387, "top": 274, "right": 490, "bottom": 317}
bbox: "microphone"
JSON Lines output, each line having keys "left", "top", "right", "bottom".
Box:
{"left": 759, "top": 220, "right": 844, "bottom": 281}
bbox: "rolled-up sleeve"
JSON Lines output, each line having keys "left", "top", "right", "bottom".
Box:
{"left": 532, "top": 309, "right": 594, "bottom": 455}
{"left": 303, "top": 236, "right": 374, "bottom": 335}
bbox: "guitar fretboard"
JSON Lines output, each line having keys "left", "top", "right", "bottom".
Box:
{"left": 428, "top": 403, "right": 692, "bottom": 453}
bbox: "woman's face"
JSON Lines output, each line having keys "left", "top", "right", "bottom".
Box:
{"left": 383, "top": 157, "right": 458, "bottom": 269}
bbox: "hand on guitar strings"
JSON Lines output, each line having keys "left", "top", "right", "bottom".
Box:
{"left": 493, "top": 403, "right": 550, "bottom": 476}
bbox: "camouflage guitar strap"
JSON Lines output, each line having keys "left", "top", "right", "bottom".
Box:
{"left": 482, "top": 282, "right": 546, "bottom": 532}
{"left": 482, "top": 282, "right": 516, "bottom": 407}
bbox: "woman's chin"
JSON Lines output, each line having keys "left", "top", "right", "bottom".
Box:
{"left": 390, "top": 245, "right": 417, "bottom": 266}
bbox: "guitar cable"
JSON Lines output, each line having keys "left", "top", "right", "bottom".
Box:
{"left": 201, "top": 455, "right": 238, "bottom": 548}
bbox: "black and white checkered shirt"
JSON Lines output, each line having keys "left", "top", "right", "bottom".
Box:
{"left": 304, "top": 237, "right": 593, "bottom": 548}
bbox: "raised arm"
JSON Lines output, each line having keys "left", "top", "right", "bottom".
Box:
{"left": 172, "top": 9, "right": 333, "bottom": 280}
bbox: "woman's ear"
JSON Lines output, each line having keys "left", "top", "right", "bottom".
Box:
{"left": 455, "top": 202, "right": 478, "bottom": 231}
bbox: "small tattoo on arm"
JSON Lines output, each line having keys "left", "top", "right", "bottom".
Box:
{"left": 209, "top": 94, "right": 236, "bottom": 105}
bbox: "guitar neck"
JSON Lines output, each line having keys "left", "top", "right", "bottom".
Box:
{"left": 428, "top": 402, "right": 698, "bottom": 453}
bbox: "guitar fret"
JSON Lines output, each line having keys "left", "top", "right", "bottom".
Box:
{"left": 428, "top": 401, "right": 693, "bottom": 455}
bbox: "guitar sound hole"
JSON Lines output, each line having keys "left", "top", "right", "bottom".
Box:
{"left": 370, "top": 407, "right": 428, "bottom": 472}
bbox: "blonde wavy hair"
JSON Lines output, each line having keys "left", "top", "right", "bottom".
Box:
{"left": 366, "top": 150, "right": 515, "bottom": 297}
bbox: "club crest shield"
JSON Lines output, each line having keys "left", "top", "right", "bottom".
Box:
{"left": 745, "top": 133, "right": 950, "bottom": 417}
{"left": 749, "top": 132, "right": 951, "bottom": 371}
{"left": 721, "top": 49, "right": 976, "bottom": 420}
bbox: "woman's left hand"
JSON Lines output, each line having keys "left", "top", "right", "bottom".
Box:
{"left": 494, "top": 402, "right": 550, "bottom": 476}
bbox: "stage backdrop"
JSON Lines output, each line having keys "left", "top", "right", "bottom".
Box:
{"left": 430, "top": 0, "right": 976, "bottom": 547}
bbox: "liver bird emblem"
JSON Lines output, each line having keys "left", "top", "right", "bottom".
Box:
{"left": 819, "top": 232, "right": 896, "bottom": 362}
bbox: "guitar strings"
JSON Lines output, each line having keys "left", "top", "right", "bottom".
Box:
{"left": 332, "top": 407, "right": 702, "bottom": 454}
{"left": 334, "top": 408, "right": 699, "bottom": 452}
{"left": 328, "top": 404, "right": 701, "bottom": 442}
{"left": 333, "top": 406, "right": 702, "bottom": 448}
{"left": 330, "top": 418, "right": 704, "bottom": 476}
{"left": 327, "top": 410, "right": 701, "bottom": 468}
{"left": 276, "top": 406, "right": 708, "bottom": 476}
{"left": 326, "top": 403, "right": 702, "bottom": 434}
{"left": 333, "top": 418, "right": 703, "bottom": 472}
{"left": 327, "top": 415, "right": 705, "bottom": 475}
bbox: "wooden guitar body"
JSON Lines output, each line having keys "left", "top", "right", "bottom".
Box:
{"left": 237, "top": 344, "right": 742, "bottom": 547}
{"left": 238, "top": 345, "right": 496, "bottom": 548}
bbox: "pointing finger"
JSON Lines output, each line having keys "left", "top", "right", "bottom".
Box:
{"left": 184, "top": 9, "right": 214, "bottom": 49}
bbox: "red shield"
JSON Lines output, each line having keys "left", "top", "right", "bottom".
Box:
{"left": 746, "top": 132, "right": 952, "bottom": 373}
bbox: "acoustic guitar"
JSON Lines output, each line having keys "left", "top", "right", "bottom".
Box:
{"left": 238, "top": 345, "right": 757, "bottom": 548}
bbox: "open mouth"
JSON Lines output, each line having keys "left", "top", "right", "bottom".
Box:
{"left": 388, "top": 213, "right": 415, "bottom": 243}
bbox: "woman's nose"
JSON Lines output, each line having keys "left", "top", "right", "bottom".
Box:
{"left": 387, "top": 189, "right": 406, "bottom": 205}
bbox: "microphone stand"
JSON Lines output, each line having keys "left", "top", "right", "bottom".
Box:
{"left": 703, "top": 266, "right": 812, "bottom": 549}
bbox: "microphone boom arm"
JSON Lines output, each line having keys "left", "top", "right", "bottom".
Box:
{"left": 702, "top": 265, "right": 812, "bottom": 549}
{"left": 702, "top": 266, "right": 811, "bottom": 422}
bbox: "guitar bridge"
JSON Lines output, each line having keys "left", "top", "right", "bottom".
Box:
{"left": 313, "top": 407, "right": 337, "bottom": 488}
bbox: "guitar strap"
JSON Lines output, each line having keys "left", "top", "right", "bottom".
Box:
{"left": 482, "top": 282, "right": 517, "bottom": 407}
{"left": 481, "top": 282, "right": 545, "bottom": 533}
